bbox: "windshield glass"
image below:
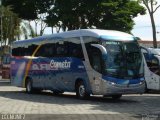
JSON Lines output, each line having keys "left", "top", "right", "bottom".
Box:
{"left": 102, "top": 41, "right": 143, "bottom": 79}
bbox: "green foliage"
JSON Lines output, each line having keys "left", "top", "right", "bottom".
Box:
{"left": 3, "top": 0, "right": 146, "bottom": 33}
{"left": 0, "top": 6, "right": 21, "bottom": 45}
{"left": 3, "top": 0, "right": 53, "bottom": 20}
{"left": 3, "top": 0, "right": 37, "bottom": 20}
{"left": 46, "top": 0, "right": 146, "bottom": 32}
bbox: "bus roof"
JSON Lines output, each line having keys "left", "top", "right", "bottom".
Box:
{"left": 13, "top": 29, "right": 134, "bottom": 48}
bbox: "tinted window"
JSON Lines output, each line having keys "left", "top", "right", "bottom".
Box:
{"left": 35, "top": 37, "right": 84, "bottom": 59}
{"left": 12, "top": 44, "right": 38, "bottom": 56}
{"left": 83, "top": 37, "right": 103, "bottom": 73}
{"left": 88, "top": 46, "right": 103, "bottom": 73}
{"left": 35, "top": 43, "right": 56, "bottom": 57}
{"left": 66, "top": 37, "right": 84, "bottom": 59}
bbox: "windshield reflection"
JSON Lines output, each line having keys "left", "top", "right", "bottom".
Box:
{"left": 102, "top": 41, "right": 143, "bottom": 79}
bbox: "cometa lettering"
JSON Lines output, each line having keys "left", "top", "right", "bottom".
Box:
{"left": 50, "top": 60, "right": 71, "bottom": 69}
{"left": 31, "top": 60, "right": 71, "bottom": 70}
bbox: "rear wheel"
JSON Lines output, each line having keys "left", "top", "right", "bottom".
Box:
{"left": 76, "top": 81, "right": 90, "bottom": 99}
{"left": 26, "top": 79, "right": 34, "bottom": 94}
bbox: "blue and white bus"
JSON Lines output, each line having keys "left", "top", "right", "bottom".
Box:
{"left": 11, "top": 29, "right": 145, "bottom": 99}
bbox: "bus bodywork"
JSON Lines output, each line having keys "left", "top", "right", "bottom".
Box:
{"left": 11, "top": 29, "right": 145, "bottom": 99}
{"left": 142, "top": 47, "right": 160, "bottom": 90}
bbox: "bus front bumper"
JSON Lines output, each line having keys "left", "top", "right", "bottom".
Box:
{"left": 101, "top": 80, "right": 146, "bottom": 95}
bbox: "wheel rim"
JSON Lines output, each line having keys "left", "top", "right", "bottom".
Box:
{"left": 27, "top": 81, "right": 31, "bottom": 92}
{"left": 79, "top": 85, "right": 85, "bottom": 97}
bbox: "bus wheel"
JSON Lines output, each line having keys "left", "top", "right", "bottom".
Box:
{"left": 111, "top": 94, "right": 122, "bottom": 100}
{"left": 52, "top": 90, "right": 64, "bottom": 95}
{"left": 145, "top": 82, "right": 149, "bottom": 93}
{"left": 76, "top": 81, "right": 89, "bottom": 99}
{"left": 26, "top": 79, "right": 33, "bottom": 94}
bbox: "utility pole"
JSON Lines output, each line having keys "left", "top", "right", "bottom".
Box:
{"left": 0, "top": 0, "right": 2, "bottom": 79}
{"left": 0, "top": 0, "right": 2, "bottom": 48}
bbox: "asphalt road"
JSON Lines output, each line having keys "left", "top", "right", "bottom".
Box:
{"left": 0, "top": 82, "right": 160, "bottom": 120}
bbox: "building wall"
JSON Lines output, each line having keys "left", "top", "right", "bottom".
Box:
{"left": 138, "top": 40, "right": 160, "bottom": 48}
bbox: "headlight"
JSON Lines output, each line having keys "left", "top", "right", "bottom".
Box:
{"left": 107, "top": 81, "right": 116, "bottom": 85}
{"left": 139, "top": 80, "right": 145, "bottom": 85}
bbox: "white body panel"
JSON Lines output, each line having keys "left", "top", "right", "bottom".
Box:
{"left": 142, "top": 47, "right": 160, "bottom": 90}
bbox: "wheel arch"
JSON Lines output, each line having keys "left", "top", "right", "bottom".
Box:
{"left": 75, "top": 78, "right": 91, "bottom": 94}
{"left": 24, "top": 76, "right": 32, "bottom": 87}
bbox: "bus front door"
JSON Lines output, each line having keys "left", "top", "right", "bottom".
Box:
{"left": 146, "top": 55, "right": 160, "bottom": 90}
{"left": 142, "top": 47, "right": 160, "bottom": 90}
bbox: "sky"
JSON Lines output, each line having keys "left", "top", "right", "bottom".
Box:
{"left": 41, "top": 1, "right": 160, "bottom": 41}
{"left": 131, "top": 0, "right": 160, "bottom": 41}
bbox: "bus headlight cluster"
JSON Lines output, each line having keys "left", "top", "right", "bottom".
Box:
{"left": 102, "top": 79, "right": 116, "bottom": 85}
{"left": 107, "top": 81, "right": 116, "bottom": 85}
{"left": 139, "top": 80, "right": 145, "bottom": 85}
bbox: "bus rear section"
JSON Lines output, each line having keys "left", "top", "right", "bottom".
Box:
{"left": 11, "top": 36, "right": 91, "bottom": 97}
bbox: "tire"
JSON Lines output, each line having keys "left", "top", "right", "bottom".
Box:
{"left": 76, "top": 81, "right": 89, "bottom": 99}
{"left": 112, "top": 94, "right": 122, "bottom": 100}
{"left": 145, "top": 82, "right": 149, "bottom": 93}
{"left": 52, "top": 90, "right": 64, "bottom": 95}
{"left": 26, "top": 79, "right": 34, "bottom": 94}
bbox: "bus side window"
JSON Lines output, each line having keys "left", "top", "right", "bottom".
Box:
{"left": 83, "top": 36, "right": 103, "bottom": 73}
{"left": 67, "top": 37, "right": 84, "bottom": 59}
{"left": 56, "top": 45, "right": 65, "bottom": 57}
{"left": 12, "top": 47, "right": 24, "bottom": 56}
{"left": 88, "top": 46, "right": 102, "bottom": 73}
{"left": 12, "top": 48, "right": 17, "bottom": 56}
{"left": 27, "top": 44, "right": 38, "bottom": 56}
{"left": 35, "top": 43, "right": 55, "bottom": 57}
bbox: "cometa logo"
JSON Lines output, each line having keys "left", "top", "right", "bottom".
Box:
{"left": 50, "top": 60, "right": 71, "bottom": 69}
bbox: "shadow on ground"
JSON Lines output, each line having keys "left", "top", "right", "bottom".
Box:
{"left": 0, "top": 82, "right": 160, "bottom": 119}
{"left": 0, "top": 81, "right": 11, "bottom": 86}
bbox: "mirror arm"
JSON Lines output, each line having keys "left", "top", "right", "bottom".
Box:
{"left": 91, "top": 44, "right": 107, "bottom": 54}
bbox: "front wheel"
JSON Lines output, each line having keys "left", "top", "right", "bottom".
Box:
{"left": 76, "top": 81, "right": 90, "bottom": 99}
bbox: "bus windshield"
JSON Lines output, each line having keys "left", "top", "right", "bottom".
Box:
{"left": 102, "top": 41, "right": 143, "bottom": 79}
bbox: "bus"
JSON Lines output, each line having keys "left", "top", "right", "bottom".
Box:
{"left": 141, "top": 47, "right": 160, "bottom": 91}
{"left": 11, "top": 29, "right": 145, "bottom": 99}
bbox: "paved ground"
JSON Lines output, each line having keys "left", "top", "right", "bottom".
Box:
{"left": 0, "top": 82, "right": 160, "bottom": 120}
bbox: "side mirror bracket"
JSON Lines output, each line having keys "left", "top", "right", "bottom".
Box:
{"left": 91, "top": 44, "right": 107, "bottom": 55}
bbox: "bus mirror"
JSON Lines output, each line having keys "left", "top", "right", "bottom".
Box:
{"left": 140, "top": 46, "right": 152, "bottom": 60}
{"left": 91, "top": 44, "right": 107, "bottom": 55}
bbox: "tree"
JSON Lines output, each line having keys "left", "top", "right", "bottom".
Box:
{"left": 0, "top": 5, "right": 35, "bottom": 46}
{"left": 0, "top": 6, "right": 21, "bottom": 45}
{"left": 46, "top": 0, "right": 145, "bottom": 33}
{"left": 3, "top": 0, "right": 54, "bottom": 36}
{"left": 3, "top": 0, "right": 146, "bottom": 35}
{"left": 19, "top": 20, "right": 36, "bottom": 40}
{"left": 3, "top": 0, "right": 37, "bottom": 20}
{"left": 139, "top": 0, "right": 160, "bottom": 48}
